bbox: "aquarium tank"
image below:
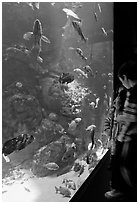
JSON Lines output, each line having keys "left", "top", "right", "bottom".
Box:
{"left": 2, "top": 2, "right": 113, "bottom": 202}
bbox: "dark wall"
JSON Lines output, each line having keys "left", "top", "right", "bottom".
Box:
{"left": 114, "top": 2, "right": 137, "bottom": 92}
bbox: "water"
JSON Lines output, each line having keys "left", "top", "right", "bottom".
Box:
{"left": 2, "top": 2, "right": 113, "bottom": 202}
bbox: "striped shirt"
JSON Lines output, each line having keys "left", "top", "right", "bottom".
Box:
{"left": 117, "top": 84, "right": 137, "bottom": 142}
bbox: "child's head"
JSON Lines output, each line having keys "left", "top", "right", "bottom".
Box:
{"left": 118, "top": 60, "right": 137, "bottom": 89}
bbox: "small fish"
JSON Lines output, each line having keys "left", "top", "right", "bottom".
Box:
{"left": 72, "top": 21, "right": 88, "bottom": 43}
{"left": 76, "top": 48, "right": 87, "bottom": 61}
{"left": 24, "top": 187, "right": 31, "bottom": 192}
{"left": 2, "top": 190, "right": 7, "bottom": 194}
{"left": 74, "top": 117, "right": 82, "bottom": 123}
{"left": 74, "top": 68, "right": 88, "bottom": 78}
{"left": 101, "top": 27, "right": 107, "bottom": 36}
{"left": 16, "top": 82, "right": 23, "bottom": 88}
{"left": 93, "top": 12, "right": 98, "bottom": 22}
{"left": 98, "top": 3, "right": 102, "bottom": 12}
{"left": 62, "top": 147, "right": 76, "bottom": 162}
{"left": 63, "top": 178, "right": 76, "bottom": 190}
{"left": 28, "top": 2, "right": 40, "bottom": 10}
{"left": 68, "top": 118, "right": 81, "bottom": 132}
{"left": 55, "top": 186, "right": 71, "bottom": 197}
{"left": 73, "top": 162, "right": 82, "bottom": 172}
{"left": 83, "top": 65, "right": 93, "bottom": 75}
{"left": 95, "top": 97, "right": 100, "bottom": 108}
{"left": 89, "top": 101, "right": 95, "bottom": 109}
{"left": 44, "top": 162, "right": 59, "bottom": 170}
{"left": 86, "top": 124, "right": 96, "bottom": 131}
{"left": 103, "top": 85, "right": 107, "bottom": 89}
{"left": 63, "top": 8, "right": 81, "bottom": 22}
{"left": 59, "top": 72, "right": 74, "bottom": 84}
{"left": 23, "top": 19, "right": 50, "bottom": 53}
{"left": 78, "top": 165, "right": 85, "bottom": 177}
{"left": 108, "top": 72, "right": 113, "bottom": 77}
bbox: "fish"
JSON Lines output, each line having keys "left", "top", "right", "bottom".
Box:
{"left": 73, "top": 68, "right": 88, "bottom": 78}
{"left": 23, "top": 19, "right": 50, "bottom": 53}
{"left": 62, "top": 178, "right": 76, "bottom": 190}
{"left": 68, "top": 118, "right": 81, "bottom": 132}
{"left": 86, "top": 124, "right": 96, "bottom": 131}
{"left": 93, "top": 12, "right": 98, "bottom": 22}
{"left": 76, "top": 48, "right": 87, "bottom": 61}
{"left": 95, "top": 97, "right": 100, "bottom": 108}
{"left": 28, "top": 2, "right": 40, "bottom": 10}
{"left": 62, "top": 147, "right": 76, "bottom": 162}
{"left": 98, "top": 3, "right": 102, "bottom": 12}
{"left": 89, "top": 101, "right": 96, "bottom": 109}
{"left": 2, "top": 134, "right": 34, "bottom": 157}
{"left": 74, "top": 117, "right": 82, "bottom": 123}
{"left": 44, "top": 162, "right": 59, "bottom": 170}
{"left": 59, "top": 72, "right": 74, "bottom": 84}
{"left": 62, "top": 8, "right": 81, "bottom": 22}
{"left": 24, "top": 187, "right": 31, "bottom": 192}
{"left": 55, "top": 186, "right": 71, "bottom": 197}
{"left": 83, "top": 65, "right": 93, "bottom": 75}
{"left": 101, "top": 27, "right": 107, "bottom": 36}
{"left": 78, "top": 165, "right": 85, "bottom": 177}
{"left": 72, "top": 21, "right": 88, "bottom": 43}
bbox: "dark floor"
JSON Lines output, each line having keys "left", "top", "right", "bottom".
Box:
{"left": 70, "top": 150, "right": 137, "bottom": 202}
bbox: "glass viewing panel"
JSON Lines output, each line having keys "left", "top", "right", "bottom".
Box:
{"left": 2, "top": 2, "right": 113, "bottom": 202}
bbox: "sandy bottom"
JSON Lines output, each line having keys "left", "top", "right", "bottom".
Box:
{"left": 2, "top": 149, "right": 108, "bottom": 202}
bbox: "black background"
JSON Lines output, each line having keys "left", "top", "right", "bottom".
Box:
{"left": 114, "top": 2, "right": 137, "bottom": 93}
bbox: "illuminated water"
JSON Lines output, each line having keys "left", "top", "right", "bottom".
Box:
{"left": 2, "top": 2, "right": 113, "bottom": 201}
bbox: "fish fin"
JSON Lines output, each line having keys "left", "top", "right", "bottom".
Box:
{"left": 23, "top": 32, "right": 33, "bottom": 40}
{"left": 41, "top": 35, "right": 51, "bottom": 43}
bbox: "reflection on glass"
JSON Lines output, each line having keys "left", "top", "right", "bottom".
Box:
{"left": 2, "top": 2, "right": 113, "bottom": 202}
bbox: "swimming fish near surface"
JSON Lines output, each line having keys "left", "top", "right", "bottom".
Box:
{"left": 55, "top": 186, "right": 71, "bottom": 197}
{"left": 44, "top": 162, "right": 59, "bottom": 170}
{"left": 62, "top": 8, "right": 81, "bottom": 22}
{"left": 72, "top": 21, "right": 88, "bottom": 43}
{"left": 98, "top": 3, "right": 102, "bottom": 12}
{"left": 28, "top": 2, "right": 40, "bottom": 10}
{"left": 23, "top": 19, "right": 50, "bottom": 53}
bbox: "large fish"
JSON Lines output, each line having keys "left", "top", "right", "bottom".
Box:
{"left": 2, "top": 134, "right": 34, "bottom": 162}
{"left": 43, "top": 162, "right": 59, "bottom": 170}
{"left": 63, "top": 8, "right": 81, "bottom": 22}
{"left": 72, "top": 21, "right": 88, "bottom": 43}
{"left": 23, "top": 19, "right": 50, "bottom": 53}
